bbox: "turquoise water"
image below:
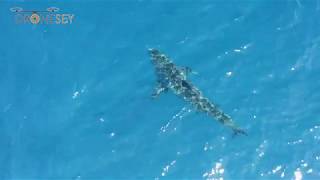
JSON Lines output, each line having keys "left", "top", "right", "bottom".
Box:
{"left": 1, "top": 0, "right": 320, "bottom": 179}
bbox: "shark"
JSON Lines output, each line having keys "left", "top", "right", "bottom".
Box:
{"left": 149, "top": 48, "right": 247, "bottom": 136}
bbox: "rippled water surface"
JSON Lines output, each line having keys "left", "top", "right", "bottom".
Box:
{"left": 1, "top": 0, "right": 320, "bottom": 179}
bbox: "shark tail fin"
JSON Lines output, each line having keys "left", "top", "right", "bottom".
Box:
{"left": 232, "top": 127, "right": 248, "bottom": 137}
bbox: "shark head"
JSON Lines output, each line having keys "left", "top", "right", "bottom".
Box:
{"left": 149, "top": 48, "right": 186, "bottom": 82}
{"left": 148, "top": 48, "right": 169, "bottom": 66}
{"left": 148, "top": 48, "right": 160, "bottom": 56}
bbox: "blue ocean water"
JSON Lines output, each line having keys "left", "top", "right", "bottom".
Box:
{"left": 1, "top": 0, "right": 320, "bottom": 179}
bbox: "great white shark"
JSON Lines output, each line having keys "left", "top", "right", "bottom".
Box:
{"left": 149, "top": 48, "right": 247, "bottom": 136}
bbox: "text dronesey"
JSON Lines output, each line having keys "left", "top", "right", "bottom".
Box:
{"left": 10, "top": 7, "right": 75, "bottom": 25}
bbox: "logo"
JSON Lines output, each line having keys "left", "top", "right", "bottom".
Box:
{"left": 10, "top": 7, "right": 75, "bottom": 25}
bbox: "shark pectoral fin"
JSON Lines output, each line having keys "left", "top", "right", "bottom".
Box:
{"left": 179, "top": 66, "right": 198, "bottom": 77}
{"left": 151, "top": 85, "right": 168, "bottom": 98}
{"left": 185, "top": 66, "right": 198, "bottom": 75}
{"left": 191, "top": 71, "right": 199, "bottom": 75}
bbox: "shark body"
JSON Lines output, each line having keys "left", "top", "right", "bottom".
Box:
{"left": 149, "top": 48, "right": 247, "bottom": 136}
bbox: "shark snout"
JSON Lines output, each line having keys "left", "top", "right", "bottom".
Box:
{"left": 148, "top": 48, "right": 160, "bottom": 57}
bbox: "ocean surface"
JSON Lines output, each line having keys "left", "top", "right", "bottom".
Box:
{"left": 1, "top": 0, "right": 320, "bottom": 179}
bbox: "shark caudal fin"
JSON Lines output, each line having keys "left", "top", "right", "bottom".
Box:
{"left": 232, "top": 127, "right": 248, "bottom": 137}
{"left": 212, "top": 111, "right": 247, "bottom": 137}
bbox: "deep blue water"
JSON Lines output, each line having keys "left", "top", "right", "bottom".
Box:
{"left": 1, "top": 0, "right": 320, "bottom": 179}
